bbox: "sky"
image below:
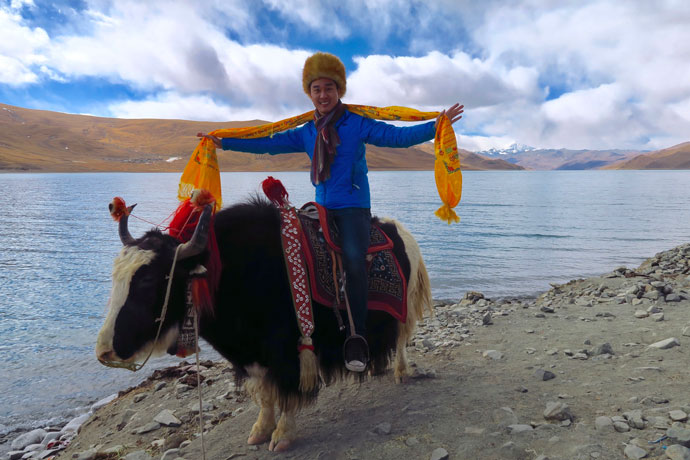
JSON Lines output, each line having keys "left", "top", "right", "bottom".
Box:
{"left": 1, "top": 0, "right": 690, "bottom": 151}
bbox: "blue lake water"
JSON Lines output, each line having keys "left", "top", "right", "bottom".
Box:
{"left": 0, "top": 170, "right": 689, "bottom": 441}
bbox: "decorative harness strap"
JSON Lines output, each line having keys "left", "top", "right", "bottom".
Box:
{"left": 278, "top": 205, "right": 315, "bottom": 347}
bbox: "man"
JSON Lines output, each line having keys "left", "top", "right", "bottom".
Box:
{"left": 198, "top": 52, "right": 463, "bottom": 372}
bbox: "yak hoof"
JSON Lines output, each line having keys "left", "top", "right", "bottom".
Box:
{"left": 394, "top": 373, "right": 410, "bottom": 384}
{"left": 269, "top": 439, "right": 292, "bottom": 452}
{"left": 247, "top": 433, "right": 271, "bottom": 445}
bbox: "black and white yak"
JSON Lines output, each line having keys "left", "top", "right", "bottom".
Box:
{"left": 95, "top": 197, "right": 432, "bottom": 451}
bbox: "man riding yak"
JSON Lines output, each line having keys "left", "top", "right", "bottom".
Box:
{"left": 198, "top": 52, "right": 463, "bottom": 372}
{"left": 97, "top": 51, "right": 464, "bottom": 451}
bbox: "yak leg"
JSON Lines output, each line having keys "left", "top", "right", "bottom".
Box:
{"left": 245, "top": 371, "right": 277, "bottom": 445}
{"left": 393, "top": 321, "right": 412, "bottom": 383}
{"left": 269, "top": 408, "right": 297, "bottom": 452}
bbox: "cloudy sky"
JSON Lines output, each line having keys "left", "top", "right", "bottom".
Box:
{"left": 2, "top": 0, "right": 689, "bottom": 151}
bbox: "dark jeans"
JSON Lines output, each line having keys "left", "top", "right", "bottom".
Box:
{"left": 329, "top": 207, "right": 371, "bottom": 337}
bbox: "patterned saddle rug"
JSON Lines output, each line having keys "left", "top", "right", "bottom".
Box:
{"left": 297, "top": 203, "right": 408, "bottom": 323}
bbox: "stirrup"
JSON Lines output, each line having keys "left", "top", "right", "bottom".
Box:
{"left": 344, "top": 334, "right": 369, "bottom": 373}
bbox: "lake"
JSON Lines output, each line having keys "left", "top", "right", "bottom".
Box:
{"left": 1, "top": 170, "right": 689, "bottom": 441}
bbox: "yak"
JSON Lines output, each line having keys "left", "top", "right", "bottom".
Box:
{"left": 95, "top": 197, "right": 432, "bottom": 451}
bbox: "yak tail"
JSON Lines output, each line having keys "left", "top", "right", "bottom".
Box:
{"left": 384, "top": 217, "right": 433, "bottom": 335}
{"left": 411, "top": 255, "right": 433, "bottom": 322}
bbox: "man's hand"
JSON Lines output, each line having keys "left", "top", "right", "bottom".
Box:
{"left": 197, "top": 132, "right": 222, "bottom": 148}
{"left": 436, "top": 103, "right": 464, "bottom": 125}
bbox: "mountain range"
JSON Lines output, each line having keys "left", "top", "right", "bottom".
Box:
{"left": 0, "top": 103, "right": 688, "bottom": 172}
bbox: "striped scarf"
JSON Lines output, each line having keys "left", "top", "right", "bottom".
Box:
{"left": 311, "top": 100, "right": 346, "bottom": 185}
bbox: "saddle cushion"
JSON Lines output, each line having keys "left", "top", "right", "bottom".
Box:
{"left": 298, "top": 203, "right": 407, "bottom": 322}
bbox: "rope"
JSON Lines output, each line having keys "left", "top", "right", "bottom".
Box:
{"left": 193, "top": 308, "right": 207, "bottom": 460}
{"left": 130, "top": 213, "right": 171, "bottom": 230}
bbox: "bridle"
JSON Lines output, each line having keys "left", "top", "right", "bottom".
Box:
{"left": 99, "top": 205, "right": 212, "bottom": 371}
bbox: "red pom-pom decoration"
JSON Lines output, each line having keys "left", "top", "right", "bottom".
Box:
{"left": 262, "top": 176, "right": 290, "bottom": 207}
{"left": 109, "top": 197, "right": 129, "bottom": 222}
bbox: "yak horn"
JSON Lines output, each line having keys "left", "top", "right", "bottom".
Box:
{"left": 118, "top": 204, "right": 137, "bottom": 246}
{"left": 178, "top": 205, "right": 213, "bottom": 260}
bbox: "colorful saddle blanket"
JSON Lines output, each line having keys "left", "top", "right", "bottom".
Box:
{"left": 297, "top": 203, "right": 408, "bottom": 323}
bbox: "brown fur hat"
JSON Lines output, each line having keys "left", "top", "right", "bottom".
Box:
{"left": 302, "top": 52, "right": 346, "bottom": 97}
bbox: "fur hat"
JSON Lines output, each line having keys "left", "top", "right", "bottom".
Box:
{"left": 302, "top": 52, "right": 346, "bottom": 97}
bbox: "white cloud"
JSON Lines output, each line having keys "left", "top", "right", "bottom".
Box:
{"left": 3, "top": 0, "right": 690, "bottom": 150}
{"left": 0, "top": 6, "right": 49, "bottom": 85}
{"left": 347, "top": 51, "right": 538, "bottom": 110}
{"left": 108, "top": 91, "right": 306, "bottom": 122}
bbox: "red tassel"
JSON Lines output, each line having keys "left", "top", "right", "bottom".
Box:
{"left": 109, "top": 197, "right": 129, "bottom": 222}
{"left": 191, "top": 277, "right": 214, "bottom": 318}
{"left": 262, "top": 176, "right": 290, "bottom": 207}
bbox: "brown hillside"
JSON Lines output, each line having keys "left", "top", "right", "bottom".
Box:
{"left": 0, "top": 103, "right": 519, "bottom": 172}
{"left": 603, "top": 141, "right": 690, "bottom": 169}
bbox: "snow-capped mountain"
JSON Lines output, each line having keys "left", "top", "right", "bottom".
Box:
{"left": 477, "top": 143, "right": 536, "bottom": 156}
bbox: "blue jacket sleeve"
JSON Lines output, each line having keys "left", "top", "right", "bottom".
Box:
{"left": 221, "top": 127, "right": 306, "bottom": 155}
{"left": 359, "top": 118, "right": 436, "bottom": 148}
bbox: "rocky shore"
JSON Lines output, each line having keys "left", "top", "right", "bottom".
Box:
{"left": 4, "top": 243, "right": 690, "bottom": 460}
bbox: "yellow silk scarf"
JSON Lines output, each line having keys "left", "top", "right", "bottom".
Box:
{"left": 179, "top": 105, "right": 462, "bottom": 223}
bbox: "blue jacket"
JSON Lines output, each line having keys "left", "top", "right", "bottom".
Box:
{"left": 221, "top": 109, "right": 436, "bottom": 209}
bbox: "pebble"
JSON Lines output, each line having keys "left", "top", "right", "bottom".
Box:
{"left": 61, "top": 413, "right": 91, "bottom": 434}
{"left": 543, "top": 402, "right": 573, "bottom": 421}
{"left": 123, "top": 451, "right": 153, "bottom": 460}
{"left": 374, "top": 422, "right": 392, "bottom": 435}
{"left": 671, "top": 410, "right": 689, "bottom": 422}
{"left": 623, "top": 410, "right": 646, "bottom": 429}
{"left": 623, "top": 444, "right": 647, "bottom": 459}
{"left": 595, "top": 416, "right": 613, "bottom": 431}
{"left": 74, "top": 448, "right": 98, "bottom": 460}
{"left": 483, "top": 350, "right": 504, "bottom": 360}
{"left": 592, "top": 343, "right": 614, "bottom": 355}
{"left": 613, "top": 421, "right": 631, "bottom": 432}
{"left": 507, "top": 424, "right": 533, "bottom": 434}
{"left": 667, "top": 444, "right": 690, "bottom": 460}
{"left": 667, "top": 427, "right": 690, "bottom": 446}
{"left": 405, "top": 437, "right": 419, "bottom": 446}
{"left": 132, "top": 422, "right": 161, "bottom": 434}
{"left": 10, "top": 429, "right": 47, "bottom": 451}
{"left": 154, "top": 409, "right": 182, "bottom": 427}
{"left": 430, "top": 447, "right": 449, "bottom": 460}
{"left": 648, "top": 337, "right": 680, "bottom": 349}
{"left": 493, "top": 407, "right": 519, "bottom": 426}
{"left": 534, "top": 369, "right": 556, "bottom": 381}
{"left": 91, "top": 394, "right": 118, "bottom": 411}
{"left": 160, "top": 448, "right": 180, "bottom": 460}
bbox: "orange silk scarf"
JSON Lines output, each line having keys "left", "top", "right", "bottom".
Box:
{"left": 179, "top": 105, "right": 462, "bottom": 223}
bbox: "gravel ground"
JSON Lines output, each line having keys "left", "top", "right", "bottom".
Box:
{"left": 6, "top": 243, "right": 690, "bottom": 460}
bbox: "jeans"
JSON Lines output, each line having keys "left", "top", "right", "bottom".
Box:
{"left": 329, "top": 207, "right": 371, "bottom": 336}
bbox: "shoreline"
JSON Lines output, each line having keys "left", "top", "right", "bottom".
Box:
{"left": 3, "top": 242, "right": 690, "bottom": 459}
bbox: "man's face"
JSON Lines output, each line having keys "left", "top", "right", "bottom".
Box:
{"left": 310, "top": 78, "right": 340, "bottom": 115}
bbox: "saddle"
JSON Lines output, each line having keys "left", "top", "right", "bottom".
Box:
{"left": 296, "top": 202, "right": 408, "bottom": 323}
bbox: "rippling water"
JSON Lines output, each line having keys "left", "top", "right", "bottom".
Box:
{"left": 0, "top": 170, "right": 689, "bottom": 440}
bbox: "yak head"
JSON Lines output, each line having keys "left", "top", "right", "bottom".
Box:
{"left": 95, "top": 205, "right": 211, "bottom": 368}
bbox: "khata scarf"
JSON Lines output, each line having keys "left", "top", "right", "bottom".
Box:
{"left": 311, "top": 100, "right": 346, "bottom": 185}
{"left": 179, "top": 104, "right": 462, "bottom": 224}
